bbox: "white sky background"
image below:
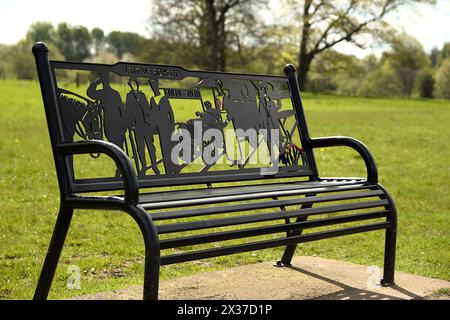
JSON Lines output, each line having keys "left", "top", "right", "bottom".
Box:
{"left": 0, "top": 0, "right": 151, "bottom": 43}
{"left": 0, "top": 0, "right": 449, "bottom": 58}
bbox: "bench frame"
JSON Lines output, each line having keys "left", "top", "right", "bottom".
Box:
{"left": 32, "top": 42, "right": 397, "bottom": 300}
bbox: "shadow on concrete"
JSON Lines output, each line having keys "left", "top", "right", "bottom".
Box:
{"left": 287, "top": 265, "right": 424, "bottom": 300}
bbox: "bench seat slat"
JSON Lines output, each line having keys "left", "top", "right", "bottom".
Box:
{"left": 141, "top": 181, "right": 371, "bottom": 210}
{"left": 151, "top": 189, "right": 384, "bottom": 220}
{"left": 156, "top": 199, "right": 389, "bottom": 234}
{"left": 160, "top": 222, "right": 389, "bottom": 265}
{"left": 160, "top": 210, "right": 388, "bottom": 249}
{"left": 139, "top": 179, "right": 364, "bottom": 203}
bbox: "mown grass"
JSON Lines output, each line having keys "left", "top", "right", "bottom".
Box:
{"left": 0, "top": 79, "right": 449, "bottom": 299}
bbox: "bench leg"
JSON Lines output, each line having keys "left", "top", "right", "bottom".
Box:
{"left": 126, "top": 205, "right": 161, "bottom": 300}
{"left": 34, "top": 206, "right": 74, "bottom": 300}
{"left": 277, "top": 216, "right": 308, "bottom": 267}
{"left": 276, "top": 194, "right": 316, "bottom": 267}
{"left": 380, "top": 224, "right": 396, "bottom": 286}
{"left": 379, "top": 184, "right": 397, "bottom": 287}
{"left": 143, "top": 250, "right": 161, "bottom": 300}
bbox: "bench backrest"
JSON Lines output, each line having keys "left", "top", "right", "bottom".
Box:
{"left": 33, "top": 43, "right": 318, "bottom": 193}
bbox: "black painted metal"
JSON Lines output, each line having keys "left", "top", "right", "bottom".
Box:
{"left": 284, "top": 64, "right": 318, "bottom": 179}
{"left": 142, "top": 181, "right": 371, "bottom": 210}
{"left": 279, "top": 192, "right": 316, "bottom": 267}
{"left": 157, "top": 200, "right": 389, "bottom": 234}
{"left": 50, "top": 58, "right": 308, "bottom": 188}
{"left": 160, "top": 223, "right": 389, "bottom": 265}
{"left": 159, "top": 211, "right": 389, "bottom": 250}
{"left": 34, "top": 206, "right": 74, "bottom": 300}
{"left": 150, "top": 190, "right": 384, "bottom": 221}
{"left": 140, "top": 179, "right": 365, "bottom": 202}
{"left": 32, "top": 42, "right": 397, "bottom": 300}
{"left": 308, "top": 136, "right": 378, "bottom": 184}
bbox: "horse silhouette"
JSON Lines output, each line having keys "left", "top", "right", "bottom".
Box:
{"left": 57, "top": 88, "right": 103, "bottom": 179}
{"left": 57, "top": 88, "right": 102, "bottom": 142}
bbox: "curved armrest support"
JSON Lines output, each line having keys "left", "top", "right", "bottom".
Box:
{"left": 308, "top": 136, "right": 378, "bottom": 184}
{"left": 57, "top": 140, "right": 139, "bottom": 204}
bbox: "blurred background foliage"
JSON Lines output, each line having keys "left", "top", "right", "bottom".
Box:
{"left": 0, "top": 0, "right": 449, "bottom": 99}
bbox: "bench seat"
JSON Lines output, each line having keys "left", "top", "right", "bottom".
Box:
{"left": 135, "top": 179, "right": 391, "bottom": 265}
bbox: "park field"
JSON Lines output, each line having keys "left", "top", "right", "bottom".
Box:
{"left": 0, "top": 79, "right": 449, "bottom": 299}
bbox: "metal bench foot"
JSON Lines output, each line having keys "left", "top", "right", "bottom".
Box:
{"left": 274, "top": 260, "right": 291, "bottom": 268}
{"left": 380, "top": 279, "right": 395, "bottom": 287}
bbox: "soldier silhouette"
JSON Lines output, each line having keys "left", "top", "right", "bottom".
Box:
{"left": 149, "top": 84, "right": 178, "bottom": 175}
{"left": 257, "top": 81, "right": 282, "bottom": 151}
{"left": 87, "top": 72, "right": 126, "bottom": 149}
{"left": 125, "top": 78, "right": 160, "bottom": 175}
{"left": 221, "top": 80, "right": 260, "bottom": 166}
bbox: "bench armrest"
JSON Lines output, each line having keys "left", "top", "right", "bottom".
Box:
{"left": 56, "top": 140, "right": 139, "bottom": 204}
{"left": 308, "top": 136, "right": 378, "bottom": 184}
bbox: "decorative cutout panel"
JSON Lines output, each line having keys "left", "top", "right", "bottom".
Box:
{"left": 51, "top": 62, "right": 308, "bottom": 180}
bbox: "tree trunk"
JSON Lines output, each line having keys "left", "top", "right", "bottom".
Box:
{"left": 204, "top": 0, "right": 220, "bottom": 70}
{"left": 297, "top": 0, "right": 313, "bottom": 91}
{"left": 297, "top": 54, "right": 312, "bottom": 91}
{"left": 218, "top": 19, "right": 226, "bottom": 71}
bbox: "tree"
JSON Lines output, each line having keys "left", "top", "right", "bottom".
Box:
{"left": 435, "top": 59, "right": 450, "bottom": 99}
{"left": 26, "top": 21, "right": 55, "bottom": 44}
{"left": 72, "top": 26, "right": 92, "bottom": 61}
{"left": 9, "top": 40, "right": 63, "bottom": 79}
{"left": 222, "top": 24, "right": 299, "bottom": 74}
{"left": 383, "top": 34, "right": 428, "bottom": 97}
{"left": 106, "top": 31, "right": 146, "bottom": 58}
{"left": 12, "top": 40, "right": 37, "bottom": 79}
{"left": 283, "top": 0, "right": 436, "bottom": 90}
{"left": 357, "top": 62, "right": 402, "bottom": 97}
{"left": 137, "top": 38, "right": 199, "bottom": 67}
{"left": 417, "top": 69, "right": 434, "bottom": 98}
{"left": 56, "top": 23, "right": 74, "bottom": 60}
{"left": 335, "top": 54, "right": 378, "bottom": 95}
{"left": 56, "top": 23, "right": 92, "bottom": 61}
{"left": 437, "top": 42, "right": 450, "bottom": 66}
{"left": 308, "top": 50, "right": 366, "bottom": 94}
{"left": 149, "top": 0, "right": 268, "bottom": 71}
{"left": 429, "top": 47, "right": 439, "bottom": 67}
{"left": 0, "top": 44, "right": 11, "bottom": 78}
{"left": 91, "top": 27, "right": 105, "bottom": 55}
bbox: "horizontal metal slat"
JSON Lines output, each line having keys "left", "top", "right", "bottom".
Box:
{"left": 140, "top": 180, "right": 362, "bottom": 204}
{"left": 160, "top": 222, "right": 389, "bottom": 265}
{"left": 73, "top": 167, "right": 315, "bottom": 192}
{"left": 157, "top": 199, "right": 389, "bottom": 234}
{"left": 160, "top": 210, "right": 388, "bottom": 249}
{"left": 151, "top": 189, "right": 384, "bottom": 220}
{"left": 143, "top": 183, "right": 372, "bottom": 210}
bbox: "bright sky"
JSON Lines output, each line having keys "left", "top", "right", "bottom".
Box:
{"left": 0, "top": 0, "right": 449, "bottom": 58}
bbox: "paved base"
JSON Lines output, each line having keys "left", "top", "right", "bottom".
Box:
{"left": 73, "top": 256, "right": 449, "bottom": 300}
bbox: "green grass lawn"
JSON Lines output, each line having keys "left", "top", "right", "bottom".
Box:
{"left": 0, "top": 79, "right": 449, "bottom": 299}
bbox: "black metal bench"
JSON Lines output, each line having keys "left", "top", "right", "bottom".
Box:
{"left": 32, "top": 42, "right": 397, "bottom": 300}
